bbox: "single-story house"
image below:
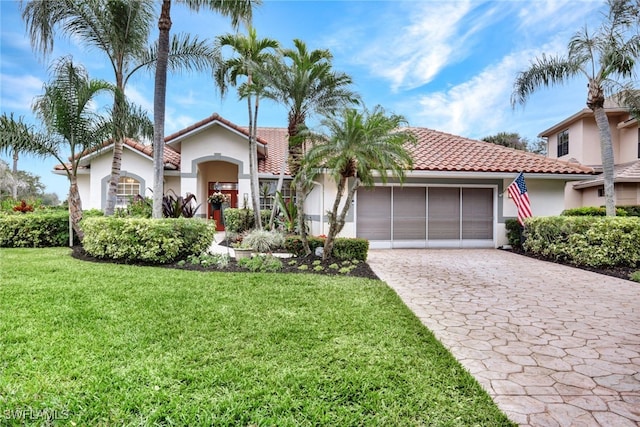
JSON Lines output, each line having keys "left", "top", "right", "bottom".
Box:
{"left": 55, "top": 113, "right": 595, "bottom": 248}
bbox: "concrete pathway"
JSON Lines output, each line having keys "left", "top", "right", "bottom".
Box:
{"left": 367, "top": 249, "right": 640, "bottom": 426}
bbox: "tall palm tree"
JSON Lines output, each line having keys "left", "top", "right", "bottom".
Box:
{"left": 303, "top": 105, "right": 415, "bottom": 260}
{"left": 21, "top": 0, "right": 218, "bottom": 215}
{"left": 151, "top": 0, "right": 257, "bottom": 219}
{"left": 0, "top": 57, "right": 111, "bottom": 242}
{"left": 511, "top": 0, "right": 640, "bottom": 216}
{"left": 262, "top": 39, "right": 358, "bottom": 254}
{"left": 215, "top": 26, "right": 278, "bottom": 229}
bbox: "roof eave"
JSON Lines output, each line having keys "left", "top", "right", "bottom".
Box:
{"left": 538, "top": 107, "right": 629, "bottom": 137}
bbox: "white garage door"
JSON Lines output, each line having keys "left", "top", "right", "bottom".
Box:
{"left": 356, "top": 186, "right": 494, "bottom": 248}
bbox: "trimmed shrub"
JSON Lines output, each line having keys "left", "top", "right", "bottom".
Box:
{"left": 505, "top": 218, "right": 524, "bottom": 249}
{"left": 524, "top": 216, "right": 640, "bottom": 268}
{"left": 332, "top": 238, "right": 369, "bottom": 261}
{"left": 284, "top": 236, "right": 369, "bottom": 261}
{"left": 81, "top": 217, "right": 216, "bottom": 264}
{"left": 223, "top": 208, "right": 273, "bottom": 233}
{"left": 284, "top": 236, "right": 324, "bottom": 256}
{"left": 0, "top": 211, "right": 69, "bottom": 247}
{"left": 618, "top": 205, "right": 640, "bottom": 216}
{"left": 561, "top": 206, "right": 627, "bottom": 216}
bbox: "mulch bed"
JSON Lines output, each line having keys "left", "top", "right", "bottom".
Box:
{"left": 505, "top": 247, "right": 637, "bottom": 282}
{"left": 71, "top": 245, "right": 381, "bottom": 280}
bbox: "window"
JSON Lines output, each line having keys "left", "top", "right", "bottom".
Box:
{"left": 597, "top": 186, "right": 605, "bottom": 198}
{"left": 557, "top": 130, "right": 569, "bottom": 157}
{"left": 116, "top": 176, "right": 140, "bottom": 206}
{"left": 258, "top": 180, "right": 294, "bottom": 210}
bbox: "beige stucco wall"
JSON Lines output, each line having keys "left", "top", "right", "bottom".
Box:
{"left": 502, "top": 178, "right": 566, "bottom": 218}
{"left": 77, "top": 174, "right": 90, "bottom": 210}
{"left": 547, "top": 115, "right": 631, "bottom": 166}
{"left": 618, "top": 126, "right": 639, "bottom": 164}
{"left": 177, "top": 125, "right": 252, "bottom": 215}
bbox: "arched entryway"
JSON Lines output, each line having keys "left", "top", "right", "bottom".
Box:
{"left": 207, "top": 182, "right": 238, "bottom": 231}
{"left": 198, "top": 159, "right": 239, "bottom": 231}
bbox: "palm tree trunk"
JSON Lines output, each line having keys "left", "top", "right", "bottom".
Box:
{"left": 247, "top": 87, "right": 261, "bottom": 229}
{"left": 105, "top": 82, "right": 127, "bottom": 215}
{"left": 152, "top": 0, "right": 172, "bottom": 219}
{"left": 252, "top": 96, "right": 262, "bottom": 229}
{"left": 593, "top": 106, "right": 616, "bottom": 216}
{"left": 68, "top": 175, "right": 83, "bottom": 244}
{"left": 295, "top": 177, "right": 310, "bottom": 255}
{"left": 322, "top": 175, "right": 346, "bottom": 261}
{"left": 11, "top": 147, "right": 18, "bottom": 199}
{"left": 269, "top": 154, "right": 287, "bottom": 229}
{"left": 323, "top": 177, "right": 359, "bottom": 261}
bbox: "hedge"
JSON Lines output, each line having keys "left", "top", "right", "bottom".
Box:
{"left": 223, "top": 208, "right": 272, "bottom": 233}
{"left": 81, "top": 217, "right": 216, "bottom": 264}
{"left": 0, "top": 211, "right": 70, "bottom": 247}
{"left": 284, "top": 236, "right": 369, "bottom": 261}
{"left": 504, "top": 219, "right": 524, "bottom": 249}
{"left": 523, "top": 216, "right": 640, "bottom": 268}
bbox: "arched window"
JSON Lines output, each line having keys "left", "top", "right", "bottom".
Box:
{"left": 117, "top": 176, "right": 140, "bottom": 207}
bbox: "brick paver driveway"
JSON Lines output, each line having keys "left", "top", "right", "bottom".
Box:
{"left": 367, "top": 249, "right": 640, "bottom": 426}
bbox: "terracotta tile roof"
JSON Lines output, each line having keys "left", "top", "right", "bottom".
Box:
{"left": 573, "top": 160, "right": 640, "bottom": 189}
{"left": 122, "top": 138, "right": 181, "bottom": 169}
{"left": 58, "top": 137, "right": 180, "bottom": 170}
{"left": 407, "top": 127, "right": 594, "bottom": 174}
{"left": 254, "top": 127, "right": 290, "bottom": 175}
{"left": 54, "top": 117, "right": 595, "bottom": 177}
{"left": 165, "top": 113, "right": 269, "bottom": 146}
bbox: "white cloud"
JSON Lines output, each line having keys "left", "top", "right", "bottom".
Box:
{"left": 0, "top": 73, "right": 43, "bottom": 113}
{"left": 353, "top": 1, "right": 481, "bottom": 91}
{"left": 124, "top": 84, "right": 153, "bottom": 114}
{"left": 517, "top": 0, "right": 604, "bottom": 31}
{"left": 407, "top": 38, "right": 583, "bottom": 140}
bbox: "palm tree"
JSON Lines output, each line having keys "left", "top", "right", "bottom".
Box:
{"left": 262, "top": 39, "right": 358, "bottom": 254}
{"left": 303, "top": 106, "right": 415, "bottom": 260}
{"left": 511, "top": 0, "right": 640, "bottom": 216}
{"left": 151, "top": 0, "right": 257, "bottom": 219}
{"left": 215, "top": 26, "right": 279, "bottom": 229}
{"left": 0, "top": 57, "right": 112, "bottom": 243}
{"left": 21, "top": 0, "right": 218, "bottom": 215}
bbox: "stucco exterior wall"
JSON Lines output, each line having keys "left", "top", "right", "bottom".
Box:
{"left": 502, "top": 178, "right": 566, "bottom": 218}
{"left": 618, "top": 126, "right": 639, "bottom": 164}
{"left": 164, "top": 175, "right": 181, "bottom": 196}
{"left": 77, "top": 174, "right": 90, "bottom": 209}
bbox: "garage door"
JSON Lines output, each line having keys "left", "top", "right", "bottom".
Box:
{"left": 356, "top": 186, "right": 494, "bottom": 248}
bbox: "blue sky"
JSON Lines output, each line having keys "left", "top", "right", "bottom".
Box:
{"left": 1, "top": 0, "right": 605, "bottom": 199}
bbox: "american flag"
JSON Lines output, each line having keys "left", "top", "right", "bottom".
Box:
{"left": 507, "top": 172, "right": 532, "bottom": 226}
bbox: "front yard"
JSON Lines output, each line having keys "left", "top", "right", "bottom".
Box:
{"left": 0, "top": 248, "right": 514, "bottom": 426}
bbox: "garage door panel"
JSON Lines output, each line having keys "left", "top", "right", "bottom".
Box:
{"left": 393, "top": 187, "right": 426, "bottom": 240}
{"left": 357, "top": 187, "right": 391, "bottom": 240}
{"left": 428, "top": 187, "right": 460, "bottom": 240}
{"left": 462, "top": 188, "right": 493, "bottom": 239}
{"left": 356, "top": 186, "right": 494, "bottom": 247}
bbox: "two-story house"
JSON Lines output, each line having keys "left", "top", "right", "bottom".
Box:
{"left": 540, "top": 98, "right": 640, "bottom": 208}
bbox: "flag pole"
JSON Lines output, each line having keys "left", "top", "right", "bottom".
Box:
{"left": 502, "top": 171, "right": 523, "bottom": 195}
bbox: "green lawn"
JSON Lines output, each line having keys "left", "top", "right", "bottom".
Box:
{"left": 0, "top": 248, "right": 514, "bottom": 426}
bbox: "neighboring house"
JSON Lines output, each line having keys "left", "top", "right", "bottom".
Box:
{"left": 55, "top": 113, "right": 594, "bottom": 248}
{"left": 539, "top": 98, "right": 640, "bottom": 208}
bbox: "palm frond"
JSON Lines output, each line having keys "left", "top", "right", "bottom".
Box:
{"left": 511, "top": 54, "right": 583, "bottom": 107}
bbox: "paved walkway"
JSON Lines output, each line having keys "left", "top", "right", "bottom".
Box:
{"left": 367, "top": 249, "right": 640, "bottom": 426}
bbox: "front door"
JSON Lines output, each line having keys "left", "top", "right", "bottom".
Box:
{"left": 208, "top": 182, "right": 238, "bottom": 231}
